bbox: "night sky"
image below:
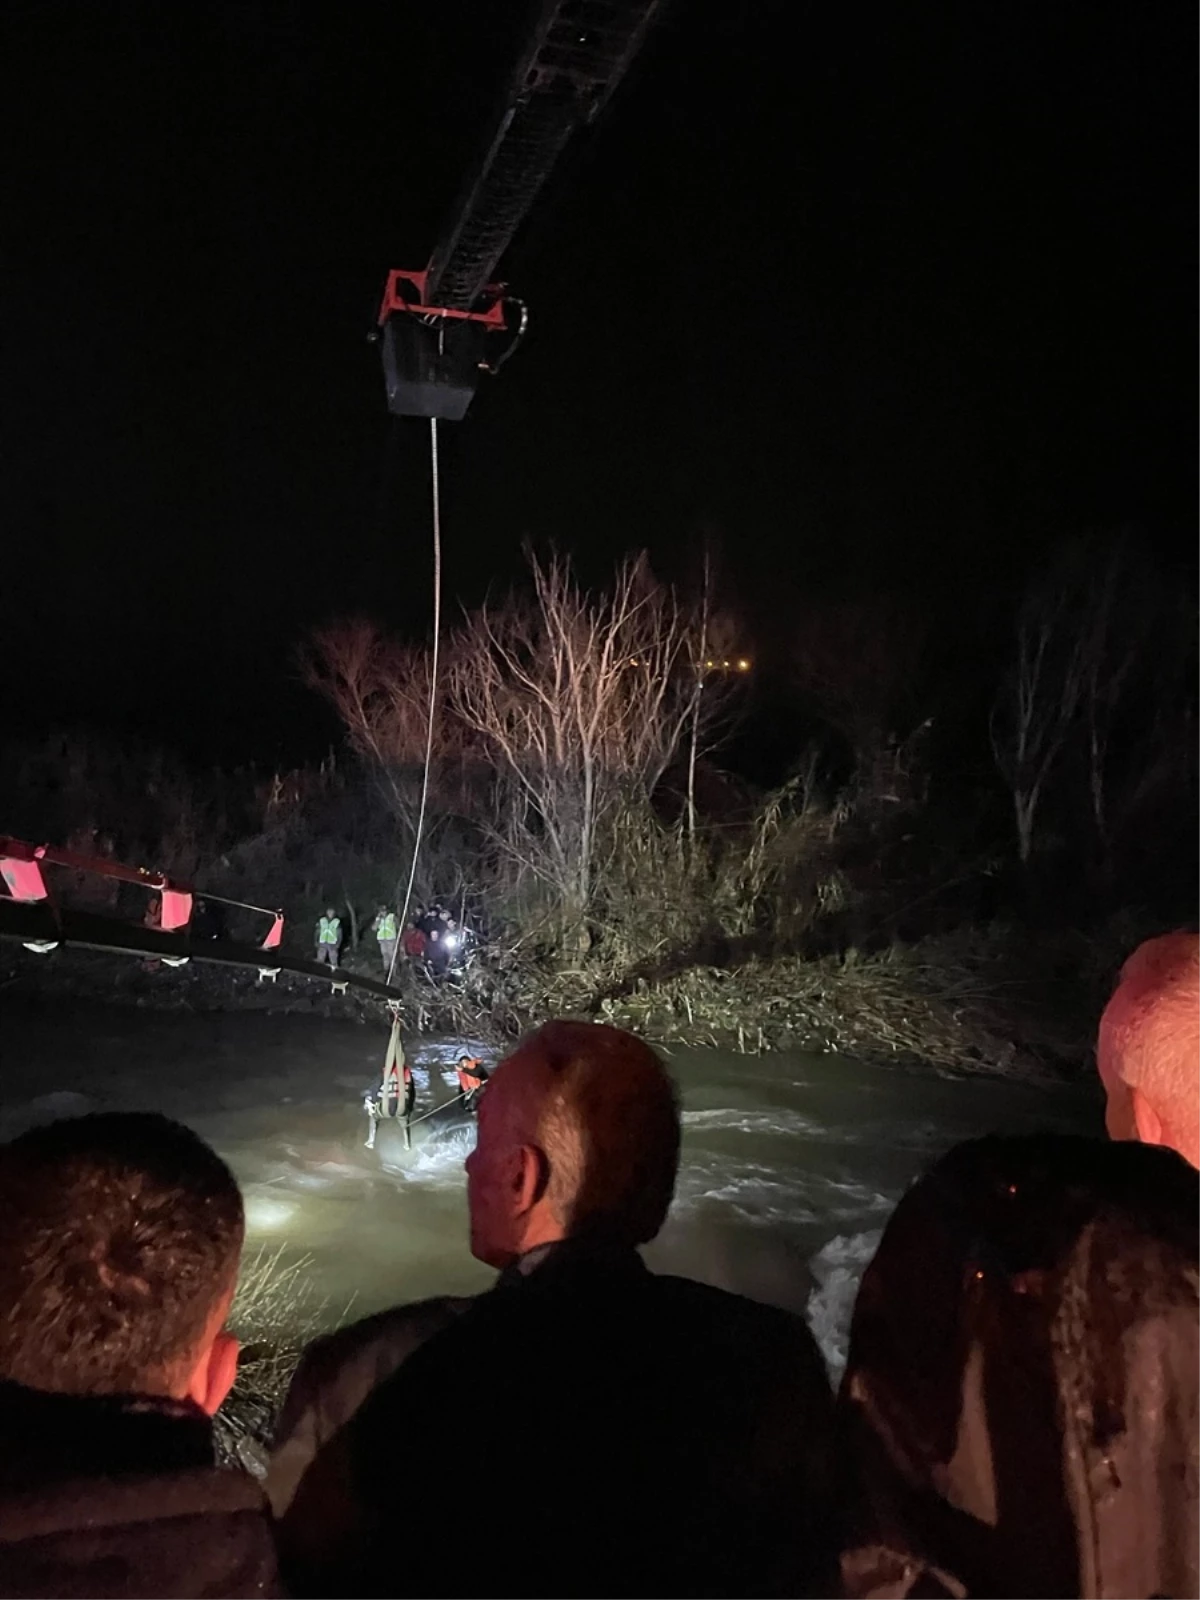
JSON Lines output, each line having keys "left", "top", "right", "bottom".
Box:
{"left": 3, "top": 0, "right": 1194, "bottom": 766}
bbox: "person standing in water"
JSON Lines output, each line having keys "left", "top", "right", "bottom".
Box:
{"left": 456, "top": 1054, "right": 489, "bottom": 1110}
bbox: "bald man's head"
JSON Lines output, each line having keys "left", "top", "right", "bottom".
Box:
{"left": 464, "top": 1022, "right": 681, "bottom": 1268}
{"left": 1097, "top": 931, "right": 1199, "bottom": 1169}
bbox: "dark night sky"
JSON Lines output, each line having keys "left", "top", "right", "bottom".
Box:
{"left": 2, "top": 0, "right": 1194, "bottom": 766}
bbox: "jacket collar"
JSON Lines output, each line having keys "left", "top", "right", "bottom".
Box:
{"left": 0, "top": 1380, "right": 214, "bottom": 1490}
{"left": 497, "top": 1235, "right": 649, "bottom": 1289}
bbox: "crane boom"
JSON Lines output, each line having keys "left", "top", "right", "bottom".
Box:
{"left": 427, "top": 0, "right": 668, "bottom": 311}
{"left": 377, "top": 0, "right": 667, "bottom": 420}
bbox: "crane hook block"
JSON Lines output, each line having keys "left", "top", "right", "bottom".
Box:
{"left": 376, "top": 269, "right": 511, "bottom": 422}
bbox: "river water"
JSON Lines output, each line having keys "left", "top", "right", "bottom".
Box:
{"left": 0, "top": 1002, "right": 1101, "bottom": 1373}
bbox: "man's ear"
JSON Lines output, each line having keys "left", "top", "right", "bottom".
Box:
{"left": 185, "top": 1328, "right": 240, "bottom": 1416}
{"left": 1131, "top": 1087, "right": 1164, "bottom": 1149}
{"left": 514, "top": 1142, "right": 549, "bottom": 1216}
{"left": 1103, "top": 1079, "right": 1137, "bottom": 1142}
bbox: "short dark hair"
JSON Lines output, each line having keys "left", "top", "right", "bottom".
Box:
{"left": 0, "top": 1112, "right": 244, "bottom": 1396}
{"left": 525, "top": 1021, "right": 681, "bottom": 1248}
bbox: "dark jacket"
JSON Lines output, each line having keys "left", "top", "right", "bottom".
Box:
{"left": 267, "top": 1294, "right": 470, "bottom": 1577}
{"left": 288, "top": 1240, "right": 838, "bottom": 1599}
{"left": 0, "top": 1381, "right": 281, "bottom": 1599}
{"left": 837, "top": 1134, "right": 1199, "bottom": 1599}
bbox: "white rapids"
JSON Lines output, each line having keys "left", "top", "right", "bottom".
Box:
{"left": 0, "top": 1004, "right": 1100, "bottom": 1374}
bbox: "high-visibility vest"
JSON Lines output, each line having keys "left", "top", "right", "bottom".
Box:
{"left": 318, "top": 916, "right": 341, "bottom": 944}
{"left": 377, "top": 913, "right": 397, "bottom": 941}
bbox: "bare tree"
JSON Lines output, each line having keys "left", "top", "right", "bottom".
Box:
{"left": 682, "top": 556, "right": 712, "bottom": 850}
{"left": 450, "top": 549, "right": 704, "bottom": 945}
{"left": 301, "top": 618, "right": 467, "bottom": 833}
{"left": 302, "top": 620, "right": 431, "bottom": 767}
{"left": 1079, "top": 547, "right": 1137, "bottom": 852}
{"left": 992, "top": 539, "right": 1188, "bottom": 871}
{"left": 1092, "top": 576, "right": 1197, "bottom": 876}
{"left": 990, "top": 560, "right": 1090, "bottom": 865}
{"left": 682, "top": 600, "right": 744, "bottom": 850}
{"left": 788, "top": 596, "right": 929, "bottom": 785}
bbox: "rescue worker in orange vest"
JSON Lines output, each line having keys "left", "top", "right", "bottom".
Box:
{"left": 456, "top": 1054, "right": 489, "bottom": 1110}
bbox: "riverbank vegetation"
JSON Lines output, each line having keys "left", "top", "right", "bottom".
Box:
{"left": 215, "top": 1244, "right": 346, "bottom": 1476}
{"left": 2, "top": 536, "right": 1194, "bottom": 1079}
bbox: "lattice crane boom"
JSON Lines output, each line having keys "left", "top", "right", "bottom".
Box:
{"left": 376, "top": 0, "right": 667, "bottom": 420}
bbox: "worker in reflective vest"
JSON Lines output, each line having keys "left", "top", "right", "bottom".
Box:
{"left": 372, "top": 905, "right": 399, "bottom": 976}
{"left": 456, "top": 1054, "right": 489, "bottom": 1110}
{"left": 315, "top": 908, "right": 341, "bottom": 968}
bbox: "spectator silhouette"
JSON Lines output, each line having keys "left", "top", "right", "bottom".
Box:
{"left": 837, "top": 1133, "right": 1198, "bottom": 1599}
{"left": 0, "top": 1112, "right": 280, "bottom": 1598}
{"left": 266, "top": 1296, "right": 470, "bottom": 1526}
{"left": 280, "top": 1021, "right": 838, "bottom": 1598}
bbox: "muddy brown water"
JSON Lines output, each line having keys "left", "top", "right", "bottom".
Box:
{"left": 0, "top": 1000, "right": 1101, "bottom": 1371}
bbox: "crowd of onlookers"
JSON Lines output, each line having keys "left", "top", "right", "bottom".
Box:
{"left": 0, "top": 932, "right": 1195, "bottom": 1599}
{"left": 314, "top": 902, "right": 470, "bottom": 978}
